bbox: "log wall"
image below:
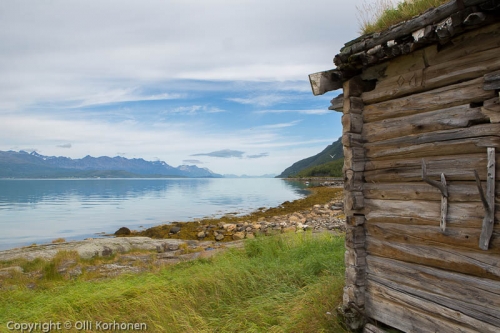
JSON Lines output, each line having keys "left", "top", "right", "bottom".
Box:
{"left": 340, "top": 22, "right": 500, "bottom": 332}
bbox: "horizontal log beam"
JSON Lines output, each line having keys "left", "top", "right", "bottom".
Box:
{"left": 366, "top": 236, "right": 500, "bottom": 280}
{"left": 367, "top": 256, "right": 500, "bottom": 318}
{"left": 308, "top": 70, "right": 343, "bottom": 96}
{"left": 363, "top": 77, "right": 495, "bottom": 123}
{"left": 362, "top": 104, "right": 487, "bottom": 143}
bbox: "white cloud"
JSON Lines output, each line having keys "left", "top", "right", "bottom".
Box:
{"left": 166, "top": 105, "right": 225, "bottom": 115}
{"left": 252, "top": 120, "right": 302, "bottom": 130}
{"left": 254, "top": 109, "right": 331, "bottom": 115}
{"left": 0, "top": 0, "right": 357, "bottom": 174}
{"left": 227, "top": 94, "right": 290, "bottom": 107}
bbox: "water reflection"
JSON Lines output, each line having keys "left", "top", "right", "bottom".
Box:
{"left": 0, "top": 178, "right": 306, "bottom": 250}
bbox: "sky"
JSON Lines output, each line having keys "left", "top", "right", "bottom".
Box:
{"left": 0, "top": 0, "right": 367, "bottom": 176}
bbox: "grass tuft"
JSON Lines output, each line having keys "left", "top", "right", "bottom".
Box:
{"left": 358, "top": 0, "right": 450, "bottom": 35}
{"left": 0, "top": 233, "right": 348, "bottom": 332}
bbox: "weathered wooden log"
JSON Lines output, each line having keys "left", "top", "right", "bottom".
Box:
{"left": 346, "top": 225, "right": 366, "bottom": 249}
{"left": 344, "top": 76, "right": 368, "bottom": 98}
{"left": 425, "top": 46, "right": 500, "bottom": 88}
{"left": 482, "top": 97, "right": 500, "bottom": 123}
{"left": 363, "top": 323, "right": 389, "bottom": 333}
{"left": 362, "top": 104, "right": 488, "bottom": 143}
{"left": 363, "top": 46, "right": 500, "bottom": 104}
{"left": 344, "top": 169, "right": 364, "bottom": 191}
{"left": 365, "top": 222, "right": 500, "bottom": 254}
{"left": 346, "top": 248, "right": 367, "bottom": 267}
{"left": 349, "top": 0, "right": 462, "bottom": 54}
{"left": 363, "top": 77, "right": 495, "bottom": 123}
{"left": 343, "top": 285, "right": 366, "bottom": 307}
{"left": 365, "top": 124, "right": 500, "bottom": 159}
{"left": 366, "top": 279, "right": 500, "bottom": 333}
{"left": 365, "top": 282, "right": 483, "bottom": 333}
{"left": 346, "top": 215, "right": 365, "bottom": 227}
{"left": 342, "top": 113, "right": 363, "bottom": 134}
{"left": 342, "top": 132, "right": 364, "bottom": 148}
{"left": 364, "top": 199, "right": 500, "bottom": 229}
{"left": 365, "top": 236, "right": 500, "bottom": 280}
{"left": 365, "top": 136, "right": 500, "bottom": 160}
{"left": 428, "top": 22, "right": 500, "bottom": 66}
{"left": 364, "top": 152, "right": 498, "bottom": 172}
{"left": 308, "top": 70, "right": 342, "bottom": 96}
{"left": 364, "top": 182, "right": 499, "bottom": 202}
{"left": 346, "top": 265, "right": 366, "bottom": 287}
{"left": 345, "top": 191, "right": 365, "bottom": 211}
{"left": 366, "top": 256, "right": 500, "bottom": 321}
{"left": 343, "top": 96, "right": 364, "bottom": 114}
{"left": 329, "top": 93, "right": 344, "bottom": 112}
{"left": 484, "top": 69, "right": 500, "bottom": 90}
{"left": 479, "top": 147, "right": 496, "bottom": 250}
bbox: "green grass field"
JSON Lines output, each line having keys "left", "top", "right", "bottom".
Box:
{"left": 0, "top": 232, "right": 348, "bottom": 333}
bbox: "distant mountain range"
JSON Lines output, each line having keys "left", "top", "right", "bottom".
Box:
{"left": 276, "top": 138, "right": 344, "bottom": 178}
{"left": 0, "top": 151, "right": 224, "bottom": 178}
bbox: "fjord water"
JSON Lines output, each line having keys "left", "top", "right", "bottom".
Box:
{"left": 0, "top": 178, "right": 307, "bottom": 250}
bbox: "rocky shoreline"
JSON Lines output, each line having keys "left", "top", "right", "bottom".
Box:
{"left": 0, "top": 186, "right": 345, "bottom": 282}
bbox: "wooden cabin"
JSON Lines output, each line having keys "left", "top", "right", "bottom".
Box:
{"left": 309, "top": 1, "right": 500, "bottom": 332}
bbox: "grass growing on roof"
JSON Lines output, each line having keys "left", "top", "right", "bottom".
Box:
{"left": 358, "top": 0, "right": 450, "bottom": 35}
{"left": 0, "top": 232, "right": 347, "bottom": 332}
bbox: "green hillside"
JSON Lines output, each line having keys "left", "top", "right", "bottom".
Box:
{"left": 277, "top": 138, "right": 343, "bottom": 178}
{"left": 294, "top": 158, "right": 344, "bottom": 178}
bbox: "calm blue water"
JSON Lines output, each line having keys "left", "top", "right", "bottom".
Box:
{"left": 0, "top": 178, "right": 307, "bottom": 250}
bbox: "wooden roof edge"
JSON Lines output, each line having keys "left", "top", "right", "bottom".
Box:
{"left": 309, "top": 0, "right": 500, "bottom": 96}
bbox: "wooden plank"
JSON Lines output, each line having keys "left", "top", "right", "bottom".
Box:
{"left": 362, "top": 104, "right": 488, "bottom": 143}
{"left": 362, "top": 46, "right": 500, "bottom": 104}
{"left": 365, "top": 123, "right": 500, "bottom": 153}
{"left": 365, "top": 136, "right": 500, "bottom": 160}
{"left": 365, "top": 236, "right": 500, "bottom": 280}
{"left": 365, "top": 222, "right": 500, "bottom": 254}
{"left": 367, "top": 256, "right": 500, "bottom": 318}
{"left": 364, "top": 153, "right": 500, "bottom": 182}
{"left": 346, "top": 215, "right": 365, "bottom": 227}
{"left": 441, "top": 173, "right": 448, "bottom": 232}
{"left": 484, "top": 69, "right": 500, "bottom": 90}
{"left": 480, "top": 147, "right": 496, "bottom": 250}
{"left": 308, "top": 70, "right": 342, "bottom": 96}
{"left": 349, "top": 0, "right": 461, "bottom": 52}
{"left": 342, "top": 132, "right": 364, "bottom": 148}
{"left": 364, "top": 199, "right": 500, "bottom": 229}
{"left": 364, "top": 182, "right": 499, "bottom": 202}
{"left": 362, "top": 69, "right": 424, "bottom": 104}
{"left": 363, "top": 323, "right": 388, "bottom": 333}
{"left": 329, "top": 94, "right": 344, "bottom": 112}
{"left": 363, "top": 77, "right": 495, "bottom": 123}
{"left": 366, "top": 279, "right": 500, "bottom": 332}
{"left": 346, "top": 265, "right": 366, "bottom": 287}
{"left": 425, "top": 46, "right": 500, "bottom": 88}
{"left": 343, "top": 76, "right": 366, "bottom": 98}
{"left": 342, "top": 113, "right": 363, "bottom": 134}
{"left": 343, "top": 96, "right": 364, "bottom": 114}
{"left": 343, "top": 147, "right": 365, "bottom": 167}
{"left": 365, "top": 283, "right": 479, "bottom": 333}
{"left": 430, "top": 22, "right": 500, "bottom": 66}
{"left": 345, "top": 191, "right": 364, "bottom": 211}
{"left": 482, "top": 97, "right": 500, "bottom": 123}
{"left": 344, "top": 169, "right": 364, "bottom": 191}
